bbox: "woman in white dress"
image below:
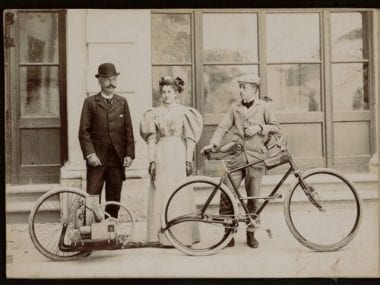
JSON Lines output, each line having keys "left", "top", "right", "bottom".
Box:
{"left": 140, "top": 76, "right": 203, "bottom": 246}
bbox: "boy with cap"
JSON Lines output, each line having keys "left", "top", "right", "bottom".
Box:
{"left": 201, "top": 74, "right": 280, "bottom": 248}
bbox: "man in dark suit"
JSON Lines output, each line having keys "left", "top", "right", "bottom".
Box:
{"left": 79, "top": 63, "right": 135, "bottom": 218}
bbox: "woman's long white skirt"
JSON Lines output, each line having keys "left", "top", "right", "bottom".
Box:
{"left": 146, "top": 137, "right": 199, "bottom": 246}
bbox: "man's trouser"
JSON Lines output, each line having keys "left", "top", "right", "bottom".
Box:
{"left": 86, "top": 145, "right": 124, "bottom": 218}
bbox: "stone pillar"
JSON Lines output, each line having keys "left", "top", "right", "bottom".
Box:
{"left": 61, "top": 10, "right": 153, "bottom": 220}
{"left": 369, "top": 10, "right": 379, "bottom": 175}
{"left": 60, "top": 9, "right": 88, "bottom": 189}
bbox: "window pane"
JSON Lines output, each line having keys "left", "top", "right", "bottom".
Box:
{"left": 267, "top": 64, "right": 321, "bottom": 112}
{"left": 332, "top": 63, "right": 369, "bottom": 111}
{"left": 151, "top": 14, "right": 191, "bottom": 64}
{"left": 20, "top": 66, "right": 60, "bottom": 117}
{"left": 152, "top": 66, "right": 192, "bottom": 107}
{"left": 203, "top": 13, "right": 258, "bottom": 63}
{"left": 267, "top": 13, "right": 320, "bottom": 62}
{"left": 203, "top": 65, "right": 258, "bottom": 114}
{"left": 19, "top": 12, "right": 59, "bottom": 63}
{"left": 21, "top": 129, "right": 60, "bottom": 164}
{"left": 331, "top": 12, "right": 369, "bottom": 61}
{"left": 334, "top": 122, "right": 369, "bottom": 157}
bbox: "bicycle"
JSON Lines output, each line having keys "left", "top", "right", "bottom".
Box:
{"left": 159, "top": 134, "right": 362, "bottom": 256}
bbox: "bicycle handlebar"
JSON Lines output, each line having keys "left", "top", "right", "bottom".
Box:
{"left": 203, "top": 133, "right": 287, "bottom": 160}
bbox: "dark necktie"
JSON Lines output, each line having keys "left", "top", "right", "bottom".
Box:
{"left": 242, "top": 100, "right": 254, "bottom": 109}
{"left": 105, "top": 99, "right": 112, "bottom": 105}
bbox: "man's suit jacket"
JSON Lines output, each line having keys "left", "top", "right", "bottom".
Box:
{"left": 79, "top": 93, "right": 135, "bottom": 165}
{"left": 210, "top": 99, "right": 280, "bottom": 163}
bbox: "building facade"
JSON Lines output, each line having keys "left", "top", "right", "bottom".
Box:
{"left": 4, "top": 9, "right": 380, "bottom": 208}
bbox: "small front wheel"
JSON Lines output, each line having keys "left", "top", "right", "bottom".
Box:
{"left": 284, "top": 168, "right": 362, "bottom": 252}
{"left": 98, "top": 201, "right": 135, "bottom": 245}
{"left": 161, "top": 176, "right": 239, "bottom": 256}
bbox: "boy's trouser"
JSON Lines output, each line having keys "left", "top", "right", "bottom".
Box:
{"left": 219, "top": 152, "right": 264, "bottom": 224}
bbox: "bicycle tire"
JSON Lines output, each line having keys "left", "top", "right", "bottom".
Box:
{"left": 284, "top": 168, "right": 362, "bottom": 252}
{"left": 29, "top": 188, "right": 91, "bottom": 261}
{"left": 161, "top": 176, "right": 239, "bottom": 256}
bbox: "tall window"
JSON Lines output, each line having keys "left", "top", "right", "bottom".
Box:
{"left": 265, "top": 13, "right": 323, "bottom": 167}
{"left": 202, "top": 13, "right": 258, "bottom": 114}
{"left": 19, "top": 12, "right": 60, "bottom": 118}
{"left": 151, "top": 13, "right": 193, "bottom": 107}
{"left": 330, "top": 12, "right": 371, "bottom": 168}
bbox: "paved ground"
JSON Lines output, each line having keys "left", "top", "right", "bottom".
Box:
{"left": 6, "top": 200, "right": 379, "bottom": 278}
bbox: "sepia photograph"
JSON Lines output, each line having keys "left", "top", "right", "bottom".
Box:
{"left": 3, "top": 5, "right": 380, "bottom": 278}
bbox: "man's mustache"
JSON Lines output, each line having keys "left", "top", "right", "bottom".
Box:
{"left": 106, "top": 84, "right": 116, "bottom": 88}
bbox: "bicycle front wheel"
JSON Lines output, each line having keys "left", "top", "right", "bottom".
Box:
{"left": 29, "top": 188, "right": 91, "bottom": 261}
{"left": 284, "top": 168, "right": 362, "bottom": 252}
{"left": 161, "top": 176, "right": 239, "bottom": 256}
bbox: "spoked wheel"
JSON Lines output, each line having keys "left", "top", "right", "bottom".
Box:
{"left": 285, "top": 168, "right": 362, "bottom": 252}
{"left": 98, "top": 201, "right": 135, "bottom": 245}
{"left": 161, "top": 176, "right": 239, "bottom": 256}
{"left": 28, "top": 188, "right": 91, "bottom": 261}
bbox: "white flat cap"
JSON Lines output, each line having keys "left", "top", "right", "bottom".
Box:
{"left": 237, "top": 74, "right": 260, "bottom": 85}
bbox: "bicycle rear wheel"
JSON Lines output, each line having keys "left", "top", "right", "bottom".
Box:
{"left": 29, "top": 188, "right": 91, "bottom": 261}
{"left": 161, "top": 176, "right": 238, "bottom": 256}
{"left": 284, "top": 168, "right": 362, "bottom": 251}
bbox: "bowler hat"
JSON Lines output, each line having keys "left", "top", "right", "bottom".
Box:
{"left": 237, "top": 74, "right": 260, "bottom": 85}
{"left": 95, "top": 63, "right": 120, "bottom": 78}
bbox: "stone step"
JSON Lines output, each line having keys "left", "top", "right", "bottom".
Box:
{"left": 6, "top": 184, "right": 60, "bottom": 203}
{"left": 6, "top": 173, "right": 378, "bottom": 224}
{"left": 6, "top": 184, "right": 61, "bottom": 224}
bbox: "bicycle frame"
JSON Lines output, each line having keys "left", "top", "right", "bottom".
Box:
{"left": 207, "top": 151, "right": 321, "bottom": 221}
{"left": 161, "top": 147, "right": 322, "bottom": 235}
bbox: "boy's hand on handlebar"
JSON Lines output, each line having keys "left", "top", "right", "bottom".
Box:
{"left": 200, "top": 144, "right": 217, "bottom": 156}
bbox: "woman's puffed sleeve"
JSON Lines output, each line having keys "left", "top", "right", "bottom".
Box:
{"left": 140, "top": 109, "right": 156, "bottom": 141}
{"left": 183, "top": 107, "right": 203, "bottom": 143}
{"left": 140, "top": 109, "right": 157, "bottom": 162}
{"left": 183, "top": 107, "right": 203, "bottom": 162}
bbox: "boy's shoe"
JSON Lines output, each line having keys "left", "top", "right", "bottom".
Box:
{"left": 246, "top": 231, "right": 259, "bottom": 248}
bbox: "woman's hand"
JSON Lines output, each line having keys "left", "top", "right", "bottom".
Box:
{"left": 149, "top": 161, "right": 157, "bottom": 179}
{"left": 186, "top": 161, "right": 193, "bottom": 176}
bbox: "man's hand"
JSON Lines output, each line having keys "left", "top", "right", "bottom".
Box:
{"left": 186, "top": 161, "right": 193, "bottom": 176}
{"left": 87, "top": 154, "right": 102, "bottom": 167}
{"left": 244, "top": 125, "right": 262, "bottom": 137}
{"left": 148, "top": 161, "right": 157, "bottom": 179}
{"left": 124, "top": 156, "right": 133, "bottom": 167}
{"left": 200, "top": 144, "right": 217, "bottom": 156}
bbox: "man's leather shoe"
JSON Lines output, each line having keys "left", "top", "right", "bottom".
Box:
{"left": 247, "top": 231, "right": 259, "bottom": 248}
{"left": 226, "top": 238, "right": 235, "bottom": 247}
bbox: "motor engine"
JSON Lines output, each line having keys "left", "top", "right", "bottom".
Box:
{"left": 69, "top": 195, "right": 119, "bottom": 244}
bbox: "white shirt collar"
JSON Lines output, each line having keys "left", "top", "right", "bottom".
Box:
{"left": 100, "top": 92, "right": 114, "bottom": 100}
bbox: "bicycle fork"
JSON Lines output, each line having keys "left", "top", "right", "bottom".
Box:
{"left": 291, "top": 160, "right": 324, "bottom": 212}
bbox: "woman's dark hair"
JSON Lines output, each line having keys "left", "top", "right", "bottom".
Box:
{"left": 159, "top": 76, "right": 184, "bottom": 93}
